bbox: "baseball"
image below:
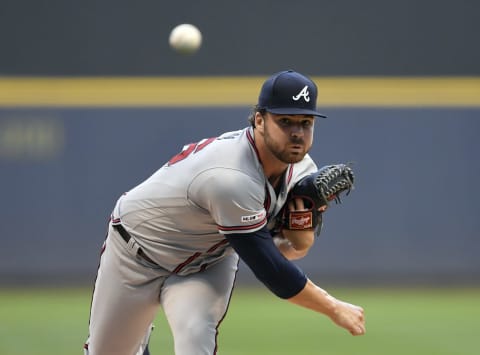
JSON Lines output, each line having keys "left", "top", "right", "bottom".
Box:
{"left": 169, "top": 24, "right": 202, "bottom": 54}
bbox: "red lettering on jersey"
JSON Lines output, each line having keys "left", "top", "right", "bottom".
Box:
{"left": 167, "top": 137, "right": 216, "bottom": 166}
{"left": 194, "top": 137, "right": 216, "bottom": 153}
{"left": 167, "top": 143, "right": 196, "bottom": 165}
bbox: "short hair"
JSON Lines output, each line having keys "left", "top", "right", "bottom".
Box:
{"left": 247, "top": 105, "right": 267, "bottom": 128}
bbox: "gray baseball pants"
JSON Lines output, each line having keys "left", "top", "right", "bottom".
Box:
{"left": 84, "top": 224, "right": 239, "bottom": 355}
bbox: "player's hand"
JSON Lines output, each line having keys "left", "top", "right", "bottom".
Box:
{"left": 329, "top": 298, "right": 366, "bottom": 336}
{"left": 287, "top": 280, "right": 365, "bottom": 336}
{"left": 287, "top": 198, "right": 327, "bottom": 213}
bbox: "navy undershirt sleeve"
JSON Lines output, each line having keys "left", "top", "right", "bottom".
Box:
{"left": 225, "top": 226, "right": 307, "bottom": 299}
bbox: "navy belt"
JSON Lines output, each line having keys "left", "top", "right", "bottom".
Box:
{"left": 113, "top": 223, "right": 159, "bottom": 266}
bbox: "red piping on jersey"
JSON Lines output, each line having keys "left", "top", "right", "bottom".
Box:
{"left": 247, "top": 127, "right": 294, "bottom": 205}
{"left": 287, "top": 164, "right": 294, "bottom": 185}
{"left": 246, "top": 128, "right": 261, "bottom": 163}
{"left": 217, "top": 217, "right": 267, "bottom": 232}
{"left": 246, "top": 127, "right": 294, "bottom": 185}
{"left": 173, "top": 252, "right": 202, "bottom": 273}
{"left": 194, "top": 137, "right": 216, "bottom": 152}
{"left": 172, "top": 239, "right": 230, "bottom": 274}
{"left": 207, "top": 239, "right": 229, "bottom": 252}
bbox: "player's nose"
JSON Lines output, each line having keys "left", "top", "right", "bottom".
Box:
{"left": 290, "top": 124, "right": 305, "bottom": 137}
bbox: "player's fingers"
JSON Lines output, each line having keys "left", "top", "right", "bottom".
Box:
{"left": 288, "top": 198, "right": 306, "bottom": 211}
{"left": 295, "top": 198, "right": 305, "bottom": 211}
{"left": 350, "top": 325, "right": 366, "bottom": 336}
{"left": 347, "top": 303, "right": 364, "bottom": 313}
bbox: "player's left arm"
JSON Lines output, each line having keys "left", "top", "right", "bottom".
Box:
{"left": 273, "top": 198, "right": 326, "bottom": 260}
{"left": 273, "top": 231, "right": 312, "bottom": 260}
{"left": 278, "top": 163, "right": 355, "bottom": 259}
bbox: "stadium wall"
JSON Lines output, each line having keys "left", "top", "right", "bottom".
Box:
{"left": 1, "top": 78, "right": 479, "bottom": 286}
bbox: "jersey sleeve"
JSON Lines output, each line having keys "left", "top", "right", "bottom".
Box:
{"left": 188, "top": 168, "right": 267, "bottom": 234}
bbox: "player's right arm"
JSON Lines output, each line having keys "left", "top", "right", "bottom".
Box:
{"left": 190, "top": 166, "right": 364, "bottom": 334}
{"left": 288, "top": 279, "right": 366, "bottom": 336}
{"left": 225, "top": 227, "right": 365, "bottom": 336}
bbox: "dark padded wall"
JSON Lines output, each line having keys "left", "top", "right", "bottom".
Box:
{"left": 1, "top": 107, "right": 478, "bottom": 285}
{"left": 0, "top": 0, "right": 478, "bottom": 76}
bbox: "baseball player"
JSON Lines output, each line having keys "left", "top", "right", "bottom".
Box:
{"left": 84, "top": 70, "right": 365, "bottom": 355}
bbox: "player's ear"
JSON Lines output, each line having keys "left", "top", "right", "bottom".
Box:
{"left": 255, "top": 112, "right": 265, "bottom": 132}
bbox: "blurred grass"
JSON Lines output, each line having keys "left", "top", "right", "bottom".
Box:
{"left": 0, "top": 286, "right": 478, "bottom": 355}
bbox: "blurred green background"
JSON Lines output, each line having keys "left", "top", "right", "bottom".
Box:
{"left": 1, "top": 287, "right": 478, "bottom": 355}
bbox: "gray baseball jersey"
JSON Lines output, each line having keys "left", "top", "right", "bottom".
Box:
{"left": 111, "top": 127, "right": 317, "bottom": 275}
{"left": 85, "top": 126, "right": 317, "bottom": 355}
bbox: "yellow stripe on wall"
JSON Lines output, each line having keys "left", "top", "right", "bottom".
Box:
{"left": 0, "top": 77, "right": 479, "bottom": 107}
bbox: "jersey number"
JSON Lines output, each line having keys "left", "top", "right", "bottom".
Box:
{"left": 167, "top": 137, "right": 216, "bottom": 165}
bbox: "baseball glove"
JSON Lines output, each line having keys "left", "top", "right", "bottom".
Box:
{"left": 283, "top": 164, "right": 355, "bottom": 231}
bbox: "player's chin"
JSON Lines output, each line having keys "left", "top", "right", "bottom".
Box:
{"left": 275, "top": 148, "right": 307, "bottom": 164}
{"left": 288, "top": 146, "right": 309, "bottom": 161}
{"left": 284, "top": 152, "right": 306, "bottom": 164}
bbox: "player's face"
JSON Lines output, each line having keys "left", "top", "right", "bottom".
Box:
{"left": 262, "top": 113, "right": 315, "bottom": 164}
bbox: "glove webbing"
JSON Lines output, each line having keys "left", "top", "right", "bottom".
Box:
{"left": 315, "top": 166, "right": 354, "bottom": 204}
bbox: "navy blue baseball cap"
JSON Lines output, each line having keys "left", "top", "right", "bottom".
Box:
{"left": 257, "top": 70, "right": 327, "bottom": 118}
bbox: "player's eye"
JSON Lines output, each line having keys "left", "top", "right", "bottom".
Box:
{"left": 301, "top": 120, "right": 313, "bottom": 128}
{"left": 278, "top": 118, "right": 291, "bottom": 126}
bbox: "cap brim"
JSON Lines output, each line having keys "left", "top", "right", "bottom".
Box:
{"left": 266, "top": 107, "right": 327, "bottom": 118}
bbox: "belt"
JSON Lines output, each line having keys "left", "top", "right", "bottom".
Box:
{"left": 112, "top": 223, "right": 159, "bottom": 266}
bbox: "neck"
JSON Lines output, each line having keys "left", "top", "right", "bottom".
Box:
{"left": 253, "top": 128, "right": 288, "bottom": 187}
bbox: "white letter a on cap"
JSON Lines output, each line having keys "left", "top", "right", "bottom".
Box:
{"left": 292, "top": 85, "right": 310, "bottom": 102}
